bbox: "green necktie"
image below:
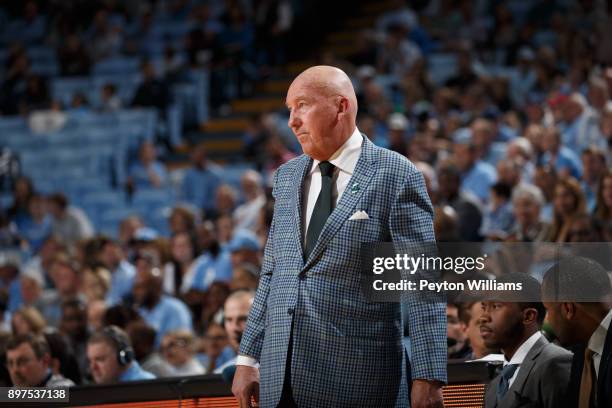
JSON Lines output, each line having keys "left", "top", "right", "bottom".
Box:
{"left": 305, "top": 161, "right": 335, "bottom": 260}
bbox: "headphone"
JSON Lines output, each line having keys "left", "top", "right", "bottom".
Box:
{"left": 102, "top": 326, "right": 135, "bottom": 366}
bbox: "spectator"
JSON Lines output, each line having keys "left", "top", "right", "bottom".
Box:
{"left": 0, "top": 263, "right": 21, "bottom": 314}
{"left": 11, "top": 306, "right": 46, "bottom": 336}
{"left": 540, "top": 126, "right": 582, "bottom": 180}
{"left": 452, "top": 129, "right": 497, "bottom": 203}
{"left": 16, "top": 272, "right": 44, "bottom": 311}
{"left": 94, "top": 236, "right": 136, "bottom": 306}
{"left": 580, "top": 147, "right": 607, "bottom": 211}
{"left": 163, "top": 232, "right": 198, "bottom": 296}
{"left": 227, "top": 229, "right": 261, "bottom": 269}
{"left": 386, "top": 112, "right": 409, "bottom": 155}
{"left": 58, "top": 34, "right": 91, "bottom": 76}
{"left": 168, "top": 206, "right": 197, "bottom": 237}
{"left": 47, "top": 194, "right": 94, "bottom": 250}
{"left": 42, "top": 329, "right": 82, "bottom": 385}
{"left": 533, "top": 165, "right": 558, "bottom": 223}
{"left": 567, "top": 214, "right": 603, "bottom": 242}
{"left": 198, "top": 322, "right": 232, "bottom": 373}
{"left": 132, "top": 264, "right": 192, "bottom": 346}
{"left": 437, "top": 162, "right": 483, "bottom": 241}
{"left": 8, "top": 176, "right": 34, "bottom": 228}
{"left": 560, "top": 92, "right": 603, "bottom": 153}
{"left": 126, "top": 321, "right": 174, "bottom": 378}
{"left": 127, "top": 141, "right": 168, "bottom": 191}
{"left": 447, "top": 303, "right": 471, "bottom": 360}
{"left": 377, "top": 23, "right": 422, "bottom": 79}
{"left": 87, "top": 325, "right": 155, "bottom": 384}
{"left": 445, "top": 48, "right": 479, "bottom": 92}
{"left": 506, "top": 184, "right": 550, "bottom": 242}
{"left": 233, "top": 170, "right": 265, "bottom": 232}
{"left": 160, "top": 330, "right": 205, "bottom": 376}
{"left": 180, "top": 144, "right": 222, "bottom": 214}
{"left": 131, "top": 60, "right": 170, "bottom": 111}
{"left": 6, "top": 334, "right": 74, "bottom": 387}
{"left": 58, "top": 299, "right": 89, "bottom": 378}
{"left": 39, "top": 254, "right": 84, "bottom": 326}
{"left": 214, "top": 289, "right": 254, "bottom": 376}
{"left": 82, "top": 266, "right": 111, "bottom": 303}
{"left": 549, "top": 177, "right": 587, "bottom": 242}
{"left": 594, "top": 169, "right": 612, "bottom": 223}
{"left": 86, "top": 300, "right": 107, "bottom": 333}
{"left": 480, "top": 183, "right": 514, "bottom": 241}
{"left": 18, "top": 194, "right": 51, "bottom": 254}
{"left": 230, "top": 263, "right": 259, "bottom": 291}
{"left": 200, "top": 282, "right": 231, "bottom": 333}
{"left": 210, "top": 185, "right": 238, "bottom": 221}
{"left": 459, "top": 301, "right": 499, "bottom": 360}
{"left": 470, "top": 118, "right": 507, "bottom": 166}
{"left": 99, "top": 84, "right": 122, "bottom": 112}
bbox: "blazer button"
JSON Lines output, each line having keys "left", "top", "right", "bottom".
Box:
{"left": 287, "top": 308, "right": 294, "bottom": 315}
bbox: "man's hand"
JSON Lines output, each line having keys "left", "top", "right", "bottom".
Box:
{"left": 410, "top": 379, "right": 444, "bottom": 408}
{"left": 232, "top": 365, "right": 260, "bottom": 408}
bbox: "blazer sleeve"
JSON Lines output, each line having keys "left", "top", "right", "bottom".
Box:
{"left": 238, "top": 170, "right": 278, "bottom": 361}
{"left": 389, "top": 167, "right": 447, "bottom": 383}
{"left": 539, "top": 352, "right": 573, "bottom": 408}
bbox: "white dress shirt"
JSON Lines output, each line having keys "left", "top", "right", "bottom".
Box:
{"left": 503, "top": 330, "right": 543, "bottom": 388}
{"left": 236, "top": 128, "right": 363, "bottom": 369}
{"left": 588, "top": 309, "right": 612, "bottom": 378}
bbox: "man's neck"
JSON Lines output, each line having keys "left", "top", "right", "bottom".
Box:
{"left": 502, "top": 327, "right": 537, "bottom": 361}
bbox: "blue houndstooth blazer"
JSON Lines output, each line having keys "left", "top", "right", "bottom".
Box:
{"left": 239, "top": 135, "right": 447, "bottom": 408}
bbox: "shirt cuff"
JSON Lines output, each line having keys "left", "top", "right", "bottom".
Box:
{"left": 236, "top": 355, "right": 260, "bottom": 369}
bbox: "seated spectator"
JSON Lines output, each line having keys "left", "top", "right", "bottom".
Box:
{"left": 58, "top": 34, "right": 91, "bottom": 76}
{"left": 533, "top": 165, "right": 558, "bottom": 223}
{"left": 437, "top": 162, "right": 483, "bottom": 241}
{"left": 594, "top": 169, "right": 612, "bottom": 223}
{"left": 131, "top": 60, "right": 170, "bottom": 111}
{"left": 168, "top": 206, "right": 197, "bottom": 237}
{"left": 198, "top": 322, "right": 233, "bottom": 373}
{"left": 39, "top": 254, "right": 85, "bottom": 326}
{"left": 189, "top": 236, "right": 232, "bottom": 292}
{"left": 126, "top": 321, "right": 174, "bottom": 378}
{"left": 541, "top": 257, "right": 612, "bottom": 408}
{"left": 58, "top": 299, "right": 89, "bottom": 378}
{"left": 99, "top": 84, "right": 122, "bottom": 112}
{"left": 15, "top": 271, "right": 44, "bottom": 312}
{"left": 163, "top": 232, "right": 199, "bottom": 296}
{"left": 560, "top": 93, "right": 604, "bottom": 153}
{"left": 127, "top": 141, "right": 168, "bottom": 191}
{"left": 17, "top": 193, "right": 51, "bottom": 254}
{"left": 87, "top": 325, "right": 155, "bottom": 384}
{"left": 179, "top": 145, "right": 222, "bottom": 215}
{"left": 230, "top": 263, "right": 259, "bottom": 291}
{"left": 459, "top": 301, "right": 499, "bottom": 360}
{"left": 200, "top": 282, "right": 231, "bottom": 333}
{"left": 0, "top": 263, "right": 21, "bottom": 314}
{"left": 160, "top": 330, "right": 205, "bottom": 376}
{"left": 94, "top": 236, "right": 136, "bottom": 306}
{"left": 452, "top": 129, "right": 497, "bottom": 203}
{"left": 132, "top": 264, "right": 193, "bottom": 346}
{"left": 447, "top": 303, "right": 471, "bottom": 360}
{"left": 233, "top": 170, "right": 266, "bottom": 232}
{"left": 540, "top": 127, "right": 582, "bottom": 180}
{"left": 470, "top": 118, "right": 507, "bottom": 166}
{"left": 549, "top": 177, "right": 587, "bottom": 242}
{"left": 6, "top": 333, "right": 74, "bottom": 387}
{"left": 480, "top": 183, "right": 514, "bottom": 241}
{"left": 567, "top": 214, "right": 603, "bottom": 242}
{"left": 8, "top": 176, "right": 34, "bottom": 229}
{"left": 214, "top": 289, "right": 255, "bottom": 378}
{"left": 43, "top": 329, "right": 82, "bottom": 385}
{"left": 87, "top": 300, "right": 107, "bottom": 333}
{"left": 580, "top": 147, "right": 607, "bottom": 212}
{"left": 506, "top": 184, "right": 550, "bottom": 242}
{"left": 47, "top": 194, "right": 94, "bottom": 250}
{"left": 209, "top": 185, "right": 238, "bottom": 221}
{"left": 11, "top": 306, "right": 46, "bottom": 336}
{"left": 481, "top": 274, "right": 572, "bottom": 408}
{"left": 82, "top": 266, "right": 111, "bottom": 302}
{"left": 228, "top": 229, "right": 261, "bottom": 268}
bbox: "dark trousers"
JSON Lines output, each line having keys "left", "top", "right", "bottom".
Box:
{"left": 277, "top": 317, "right": 297, "bottom": 408}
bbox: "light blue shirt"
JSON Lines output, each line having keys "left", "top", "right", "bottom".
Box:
{"left": 138, "top": 295, "right": 193, "bottom": 346}
{"left": 541, "top": 147, "right": 582, "bottom": 179}
{"left": 461, "top": 160, "right": 497, "bottom": 203}
{"left": 128, "top": 162, "right": 168, "bottom": 189}
{"left": 119, "top": 361, "right": 156, "bottom": 382}
{"left": 189, "top": 249, "right": 233, "bottom": 291}
{"left": 106, "top": 260, "right": 136, "bottom": 306}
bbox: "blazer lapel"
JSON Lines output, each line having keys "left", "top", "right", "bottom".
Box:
{"left": 500, "top": 337, "right": 547, "bottom": 408}
{"left": 302, "top": 135, "right": 376, "bottom": 272}
{"left": 598, "top": 328, "right": 612, "bottom": 404}
{"left": 291, "top": 154, "right": 313, "bottom": 264}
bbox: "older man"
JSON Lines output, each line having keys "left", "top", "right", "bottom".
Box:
{"left": 232, "top": 66, "right": 445, "bottom": 408}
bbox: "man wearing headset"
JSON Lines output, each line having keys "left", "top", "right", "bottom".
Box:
{"left": 87, "top": 325, "right": 155, "bottom": 384}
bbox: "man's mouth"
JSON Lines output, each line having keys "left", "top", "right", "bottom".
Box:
{"left": 480, "top": 326, "right": 493, "bottom": 337}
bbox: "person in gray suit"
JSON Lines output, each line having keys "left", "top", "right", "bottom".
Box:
{"left": 481, "top": 274, "right": 572, "bottom": 408}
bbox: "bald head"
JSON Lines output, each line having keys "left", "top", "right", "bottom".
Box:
{"left": 286, "top": 66, "right": 359, "bottom": 160}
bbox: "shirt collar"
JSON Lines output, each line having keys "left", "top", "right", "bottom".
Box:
{"left": 505, "top": 331, "right": 542, "bottom": 365}
{"left": 588, "top": 309, "right": 612, "bottom": 356}
{"left": 309, "top": 128, "right": 363, "bottom": 176}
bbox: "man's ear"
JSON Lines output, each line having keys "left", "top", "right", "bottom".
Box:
{"left": 523, "top": 308, "right": 538, "bottom": 325}
{"left": 337, "top": 96, "right": 349, "bottom": 116}
{"left": 560, "top": 302, "right": 575, "bottom": 319}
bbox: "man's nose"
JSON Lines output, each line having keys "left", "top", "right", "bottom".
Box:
{"left": 288, "top": 112, "right": 301, "bottom": 129}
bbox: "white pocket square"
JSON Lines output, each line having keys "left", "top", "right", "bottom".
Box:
{"left": 349, "top": 210, "right": 369, "bottom": 220}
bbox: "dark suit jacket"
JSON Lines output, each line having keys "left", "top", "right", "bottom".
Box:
{"left": 566, "top": 326, "right": 612, "bottom": 408}
{"left": 484, "top": 336, "right": 573, "bottom": 408}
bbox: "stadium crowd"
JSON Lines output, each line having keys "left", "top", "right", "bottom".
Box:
{"left": 0, "top": 0, "right": 611, "bottom": 396}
